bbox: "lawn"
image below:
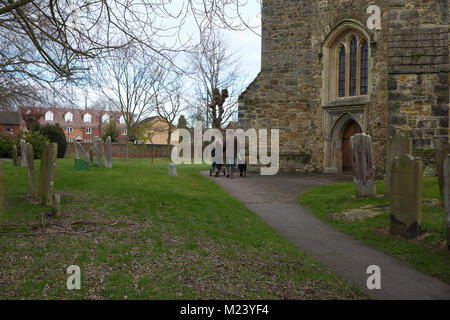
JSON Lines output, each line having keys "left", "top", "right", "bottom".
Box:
{"left": 0, "top": 157, "right": 364, "bottom": 299}
{"left": 299, "top": 178, "right": 450, "bottom": 283}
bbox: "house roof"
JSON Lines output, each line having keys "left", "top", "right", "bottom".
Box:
{"left": 18, "top": 107, "right": 127, "bottom": 129}
{"left": 0, "top": 111, "right": 21, "bottom": 125}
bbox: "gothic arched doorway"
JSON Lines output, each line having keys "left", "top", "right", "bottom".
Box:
{"left": 342, "top": 120, "right": 362, "bottom": 174}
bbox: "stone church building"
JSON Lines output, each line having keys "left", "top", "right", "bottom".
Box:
{"left": 238, "top": 0, "right": 449, "bottom": 174}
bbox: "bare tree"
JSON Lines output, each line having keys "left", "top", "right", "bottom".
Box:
{"left": 91, "top": 45, "right": 166, "bottom": 162}
{"left": 187, "top": 31, "right": 246, "bottom": 129}
{"left": 155, "top": 79, "right": 187, "bottom": 145}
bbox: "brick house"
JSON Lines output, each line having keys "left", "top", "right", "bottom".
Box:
{"left": 0, "top": 111, "right": 21, "bottom": 136}
{"left": 18, "top": 107, "right": 129, "bottom": 143}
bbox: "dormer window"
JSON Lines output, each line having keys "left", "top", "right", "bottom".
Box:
{"left": 83, "top": 113, "right": 92, "bottom": 123}
{"left": 119, "top": 115, "right": 126, "bottom": 125}
{"left": 102, "top": 114, "right": 110, "bottom": 123}
{"left": 65, "top": 112, "right": 73, "bottom": 122}
{"left": 45, "top": 111, "right": 53, "bottom": 121}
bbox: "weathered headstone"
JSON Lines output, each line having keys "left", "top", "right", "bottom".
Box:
{"left": 25, "top": 143, "right": 36, "bottom": 198}
{"left": 389, "top": 155, "right": 423, "bottom": 239}
{"left": 444, "top": 154, "right": 450, "bottom": 249}
{"left": 20, "top": 139, "right": 27, "bottom": 166}
{"left": 75, "top": 142, "right": 92, "bottom": 166}
{"left": 52, "top": 193, "right": 61, "bottom": 218}
{"left": 89, "top": 148, "right": 94, "bottom": 165}
{"left": 12, "top": 145, "right": 19, "bottom": 166}
{"left": 93, "top": 137, "right": 103, "bottom": 167}
{"left": 38, "top": 142, "right": 58, "bottom": 206}
{"left": 435, "top": 143, "right": 450, "bottom": 207}
{"left": 168, "top": 163, "right": 177, "bottom": 176}
{"left": 350, "top": 133, "right": 376, "bottom": 197}
{"left": 385, "top": 132, "right": 412, "bottom": 196}
{"left": 0, "top": 162, "right": 3, "bottom": 228}
{"left": 104, "top": 136, "right": 112, "bottom": 169}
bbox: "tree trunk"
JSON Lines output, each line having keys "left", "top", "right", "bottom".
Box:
{"left": 125, "top": 136, "right": 129, "bottom": 163}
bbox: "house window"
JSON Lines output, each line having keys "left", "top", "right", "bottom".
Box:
{"left": 85, "top": 128, "right": 92, "bottom": 134}
{"left": 121, "top": 129, "right": 127, "bottom": 136}
{"left": 68, "top": 139, "right": 73, "bottom": 143}
{"left": 360, "top": 40, "right": 369, "bottom": 95}
{"left": 102, "top": 114, "right": 110, "bottom": 123}
{"left": 83, "top": 113, "right": 92, "bottom": 123}
{"left": 349, "top": 37, "right": 357, "bottom": 96}
{"left": 4, "top": 127, "right": 14, "bottom": 135}
{"left": 85, "top": 139, "right": 92, "bottom": 143}
{"left": 67, "top": 127, "right": 73, "bottom": 133}
{"left": 45, "top": 111, "right": 53, "bottom": 121}
{"left": 338, "top": 45, "right": 346, "bottom": 98}
{"left": 64, "top": 112, "right": 73, "bottom": 122}
{"left": 119, "top": 115, "right": 126, "bottom": 125}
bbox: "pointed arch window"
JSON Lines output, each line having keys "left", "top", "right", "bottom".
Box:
{"left": 349, "top": 37, "right": 357, "bottom": 96}
{"left": 360, "top": 40, "right": 369, "bottom": 95}
{"left": 338, "top": 45, "right": 346, "bottom": 97}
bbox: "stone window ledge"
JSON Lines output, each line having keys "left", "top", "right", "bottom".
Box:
{"left": 323, "top": 96, "right": 369, "bottom": 109}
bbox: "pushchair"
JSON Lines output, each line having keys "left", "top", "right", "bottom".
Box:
{"left": 209, "top": 162, "right": 226, "bottom": 176}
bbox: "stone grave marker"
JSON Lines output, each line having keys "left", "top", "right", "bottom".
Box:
{"left": 20, "top": 139, "right": 27, "bottom": 166}
{"left": 168, "top": 163, "right": 177, "bottom": 176}
{"left": 435, "top": 143, "right": 450, "bottom": 207}
{"left": 105, "top": 136, "right": 112, "bottom": 169}
{"left": 25, "top": 143, "right": 36, "bottom": 198}
{"left": 350, "top": 133, "right": 376, "bottom": 197}
{"left": 94, "top": 137, "right": 103, "bottom": 167}
{"left": 38, "top": 142, "right": 58, "bottom": 206}
{"left": 389, "top": 154, "right": 423, "bottom": 239}
{"left": 12, "top": 145, "right": 19, "bottom": 166}
{"left": 385, "top": 132, "right": 412, "bottom": 196}
{"left": 75, "top": 142, "right": 92, "bottom": 166}
{"left": 0, "top": 162, "right": 3, "bottom": 228}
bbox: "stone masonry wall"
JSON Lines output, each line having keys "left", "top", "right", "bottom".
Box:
{"left": 387, "top": 0, "right": 449, "bottom": 149}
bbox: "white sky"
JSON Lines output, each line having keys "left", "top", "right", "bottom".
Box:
{"left": 71, "top": 0, "right": 262, "bottom": 110}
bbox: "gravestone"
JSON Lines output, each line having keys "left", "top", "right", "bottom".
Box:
{"left": 444, "top": 154, "right": 449, "bottom": 249}
{"left": 93, "top": 137, "right": 103, "bottom": 167}
{"left": 12, "top": 145, "right": 19, "bottom": 166}
{"left": 168, "top": 163, "right": 177, "bottom": 176}
{"left": 385, "top": 132, "right": 412, "bottom": 196}
{"left": 350, "top": 133, "right": 376, "bottom": 197}
{"left": 75, "top": 142, "right": 92, "bottom": 166}
{"left": 0, "top": 162, "right": 3, "bottom": 228}
{"left": 104, "top": 136, "right": 112, "bottom": 169}
{"left": 38, "top": 142, "right": 58, "bottom": 206}
{"left": 435, "top": 143, "right": 450, "bottom": 207}
{"left": 389, "top": 154, "right": 423, "bottom": 239}
{"left": 20, "top": 139, "right": 27, "bottom": 166}
{"left": 25, "top": 143, "right": 36, "bottom": 198}
{"left": 89, "top": 148, "right": 94, "bottom": 165}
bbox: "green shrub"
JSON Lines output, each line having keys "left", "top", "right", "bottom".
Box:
{"left": 0, "top": 135, "right": 14, "bottom": 158}
{"left": 39, "top": 124, "right": 67, "bottom": 158}
{"left": 17, "top": 130, "right": 49, "bottom": 159}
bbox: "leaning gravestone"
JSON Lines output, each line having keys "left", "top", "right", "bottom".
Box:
{"left": 435, "top": 143, "right": 450, "bottom": 207}
{"left": 444, "top": 154, "right": 450, "bottom": 249}
{"left": 25, "top": 143, "right": 36, "bottom": 198}
{"left": 104, "top": 136, "right": 112, "bottom": 169}
{"left": 20, "top": 139, "right": 27, "bottom": 166}
{"left": 350, "top": 133, "right": 376, "bottom": 197}
{"left": 93, "top": 137, "right": 103, "bottom": 167}
{"left": 389, "top": 154, "right": 423, "bottom": 239}
{"left": 168, "top": 163, "right": 177, "bottom": 176}
{"left": 12, "top": 145, "right": 19, "bottom": 166}
{"left": 385, "top": 132, "right": 412, "bottom": 196}
{"left": 75, "top": 142, "right": 92, "bottom": 166}
{"left": 38, "top": 142, "right": 58, "bottom": 206}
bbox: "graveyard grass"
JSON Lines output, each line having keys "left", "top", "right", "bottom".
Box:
{"left": 0, "top": 157, "right": 364, "bottom": 300}
{"left": 299, "top": 179, "right": 450, "bottom": 283}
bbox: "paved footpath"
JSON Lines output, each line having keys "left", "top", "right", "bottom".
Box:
{"left": 202, "top": 172, "right": 450, "bottom": 300}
